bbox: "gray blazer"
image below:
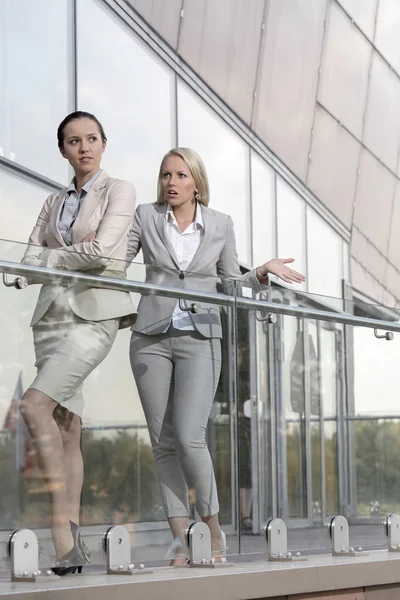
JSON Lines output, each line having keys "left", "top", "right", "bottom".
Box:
{"left": 126, "top": 203, "right": 265, "bottom": 338}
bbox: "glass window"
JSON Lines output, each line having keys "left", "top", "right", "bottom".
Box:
{"left": 0, "top": 0, "right": 71, "bottom": 183}
{"left": 306, "top": 207, "right": 343, "bottom": 303}
{"left": 353, "top": 327, "right": 400, "bottom": 416}
{"left": 77, "top": 0, "right": 175, "bottom": 205}
{"left": 276, "top": 177, "right": 307, "bottom": 291}
{"left": 251, "top": 151, "right": 275, "bottom": 268}
{"left": 0, "top": 168, "right": 54, "bottom": 243}
{"left": 177, "top": 82, "right": 251, "bottom": 265}
{"left": 342, "top": 241, "right": 350, "bottom": 282}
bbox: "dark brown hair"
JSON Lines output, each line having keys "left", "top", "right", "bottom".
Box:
{"left": 57, "top": 111, "right": 107, "bottom": 149}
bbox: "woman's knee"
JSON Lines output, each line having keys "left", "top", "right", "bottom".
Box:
{"left": 20, "top": 389, "right": 54, "bottom": 426}
{"left": 174, "top": 429, "right": 206, "bottom": 457}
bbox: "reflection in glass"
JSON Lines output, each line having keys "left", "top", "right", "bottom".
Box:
{"left": 178, "top": 82, "right": 251, "bottom": 265}
{"left": 282, "top": 316, "right": 307, "bottom": 520}
{"left": 353, "top": 326, "right": 400, "bottom": 416}
{"left": 320, "top": 326, "right": 339, "bottom": 515}
{"left": 306, "top": 207, "right": 343, "bottom": 306}
{"left": 251, "top": 151, "right": 275, "bottom": 268}
{"left": 276, "top": 177, "right": 307, "bottom": 292}
{"left": 0, "top": 0, "right": 71, "bottom": 182}
{"left": 212, "top": 306, "right": 235, "bottom": 532}
{"left": 81, "top": 427, "right": 161, "bottom": 524}
{"left": 0, "top": 168, "right": 54, "bottom": 243}
{"left": 77, "top": 0, "right": 174, "bottom": 204}
{"left": 354, "top": 419, "right": 400, "bottom": 518}
{"left": 309, "top": 322, "right": 322, "bottom": 523}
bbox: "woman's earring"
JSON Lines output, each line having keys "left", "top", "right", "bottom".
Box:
{"left": 195, "top": 190, "right": 200, "bottom": 202}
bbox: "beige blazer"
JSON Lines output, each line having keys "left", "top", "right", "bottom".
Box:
{"left": 126, "top": 202, "right": 265, "bottom": 338}
{"left": 23, "top": 170, "right": 137, "bottom": 328}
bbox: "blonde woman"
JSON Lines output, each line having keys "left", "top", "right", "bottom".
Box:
{"left": 127, "top": 148, "right": 304, "bottom": 565}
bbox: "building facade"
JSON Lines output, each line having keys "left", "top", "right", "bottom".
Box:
{"left": 1, "top": 0, "right": 400, "bottom": 550}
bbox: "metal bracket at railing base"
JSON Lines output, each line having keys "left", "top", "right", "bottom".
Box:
{"left": 264, "top": 519, "right": 306, "bottom": 562}
{"left": 384, "top": 513, "right": 400, "bottom": 552}
{"left": 9, "top": 529, "right": 41, "bottom": 582}
{"left": 186, "top": 522, "right": 232, "bottom": 568}
{"left": 103, "top": 526, "right": 152, "bottom": 575}
{"left": 329, "top": 516, "right": 366, "bottom": 556}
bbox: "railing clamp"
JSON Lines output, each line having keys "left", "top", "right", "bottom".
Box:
{"left": 103, "top": 526, "right": 152, "bottom": 575}
{"left": 186, "top": 522, "right": 232, "bottom": 568}
{"left": 374, "top": 328, "right": 394, "bottom": 341}
{"left": 9, "top": 529, "right": 41, "bottom": 582}
{"left": 256, "top": 312, "right": 277, "bottom": 324}
{"left": 2, "top": 273, "right": 27, "bottom": 289}
{"left": 329, "top": 516, "right": 366, "bottom": 556}
{"left": 264, "top": 518, "right": 306, "bottom": 562}
{"left": 384, "top": 513, "right": 400, "bottom": 552}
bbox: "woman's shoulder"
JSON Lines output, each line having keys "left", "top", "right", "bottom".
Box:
{"left": 136, "top": 202, "right": 162, "bottom": 216}
{"left": 104, "top": 174, "right": 136, "bottom": 194}
{"left": 201, "top": 205, "right": 231, "bottom": 223}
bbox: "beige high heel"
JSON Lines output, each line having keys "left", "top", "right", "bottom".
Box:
{"left": 165, "top": 536, "right": 191, "bottom": 567}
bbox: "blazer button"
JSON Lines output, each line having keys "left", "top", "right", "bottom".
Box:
{"left": 179, "top": 273, "right": 185, "bottom": 280}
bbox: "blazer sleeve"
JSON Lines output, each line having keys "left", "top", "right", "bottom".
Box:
{"left": 217, "top": 216, "right": 267, "bottom": 294}
{"left": 126, "top": 204, "right": 142, "bottom": 265}
{"left": 22, "top": 194, "right": 53, "bottom": 264}
{"left": 21, "top": 194, "right": 58, "bottom": 284}
{"left": 42, "top": 180, "right": 136, "bottom": 272}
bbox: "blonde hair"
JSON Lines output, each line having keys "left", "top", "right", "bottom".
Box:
{"left": 157, "top": 147, "right": 210, "bottom": 206}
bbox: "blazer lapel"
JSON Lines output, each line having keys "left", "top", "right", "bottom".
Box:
{"left": 71, "top": 171, "right": 108, "bottom": 242}
{"left": 153, "top": 207, "right": 181, "bottom": 269}
{"left": 187, "top": 206, "right": 217, "bottom": 272}
{"left": 50, "top": 191, "right": 68, "bottom": 247}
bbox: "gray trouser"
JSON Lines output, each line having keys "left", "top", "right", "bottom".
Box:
{"left": 130, "top": 328, "right": 221, "bottom": 518}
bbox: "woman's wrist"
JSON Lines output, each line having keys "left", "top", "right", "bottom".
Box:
{"left": 256, "top": 267, "right": 268, "bottom": 282}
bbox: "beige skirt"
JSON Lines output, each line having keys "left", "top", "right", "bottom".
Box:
{"left": 29, "top": 290, "right": 119, "bottom": 417}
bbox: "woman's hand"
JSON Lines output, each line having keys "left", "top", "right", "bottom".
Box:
{"left": 257, "top": 258, "right": 305, "bottom": 284}
{"left": 82, "top": 231, "right": 96, "bottom": 243}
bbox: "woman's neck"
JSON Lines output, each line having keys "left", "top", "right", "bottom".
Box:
{"left": 74, "top": 168, "right": 100, "bottom": 193}
{"left": 172, "top": 200, "right": 196, "bottom": 223}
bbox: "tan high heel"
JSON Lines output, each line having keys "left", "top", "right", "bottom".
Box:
{"left": 165, "top": 536, "right": 191, "bottom": 567}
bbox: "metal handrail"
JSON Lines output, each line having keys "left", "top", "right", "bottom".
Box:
{"left": 1, "top": 258, "right": 400, "bottom": 332}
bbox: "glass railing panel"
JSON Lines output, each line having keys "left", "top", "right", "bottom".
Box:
{"left": 234, "top": 279, "right": 399, "bottom": 557}
{"left": 0, "top": 240, "right": 239, "bottom": 571}
{"left": 2, "top": 240, "right": 399, "bottom": 570}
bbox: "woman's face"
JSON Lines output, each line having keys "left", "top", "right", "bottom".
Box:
{"left": 60, "top": 117, "right": 106, "bottom": 176}
{"left": 161, "top": 155, "right": 196, "bottom": 209}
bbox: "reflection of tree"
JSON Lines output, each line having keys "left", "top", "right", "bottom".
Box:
{"left": 0, "top": 431, "right": 163, "bottom": 529}
{"left": 355, "top": 420, "right": 400, "bottom": 513}
{"left": 286, "top": 424, "right": 339, "bottom": 518}
{"left": 81, "top": 431, "right": 161, "bottom": 524}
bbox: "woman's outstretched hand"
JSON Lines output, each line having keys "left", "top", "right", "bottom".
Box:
{"left": 257, "top": 258, "right": 305, "bottom": 284}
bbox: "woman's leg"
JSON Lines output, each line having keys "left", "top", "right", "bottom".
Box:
{"left": 20, "top": 390, "right": 73, "bottom": 559}
{"left": 130, "top": 332, "right": 191, "bottom": 563}
{"left": 54, "top": 406, "right": 83, "bottom": 526}
{"left": 171, "top": 333, "right": 224, "bottom": 551}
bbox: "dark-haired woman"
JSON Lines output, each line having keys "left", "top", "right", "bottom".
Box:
{"left": 19, "top": 111, "right": 137, "bottom": 574}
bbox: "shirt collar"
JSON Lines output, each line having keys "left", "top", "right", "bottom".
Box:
{"left": 165, "top": 202, "right": 204, "bottom": 230}
{"left": 67, "top": 169, "right": 102, "bottom": 196}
